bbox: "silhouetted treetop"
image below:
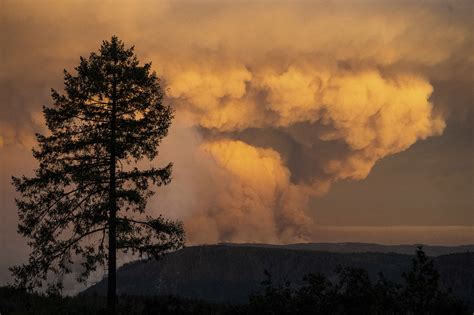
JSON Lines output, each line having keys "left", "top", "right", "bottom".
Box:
{"left": 11, "top": 37, "right": 185, "bottom": 306}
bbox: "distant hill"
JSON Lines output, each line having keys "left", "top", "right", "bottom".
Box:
{"left": 220, "top": 242, "right": 474, "bottom": 256}
{"left": 84, "top": 244, "right": 474, "bottom": 308}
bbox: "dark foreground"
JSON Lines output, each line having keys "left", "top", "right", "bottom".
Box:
{"left": 0, "top": 288, "right": 225, "bottom": 315}
{"left": 1, "top": 248, "right": 470, "bottom": 315}
{"left": 0, "top": 276, "right": 469, "bottom": 315}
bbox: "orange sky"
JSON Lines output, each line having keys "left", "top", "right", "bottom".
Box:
{"left": 0, "top": 0, "right": 473, "bottom": 285}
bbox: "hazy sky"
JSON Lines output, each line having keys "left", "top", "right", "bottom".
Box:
{"left": 0, "top": 0, "right": 473, "bottom": 285}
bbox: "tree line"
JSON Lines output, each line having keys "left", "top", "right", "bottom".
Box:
{"left": 246, "top": 247, "right": 468, "bottom": 314}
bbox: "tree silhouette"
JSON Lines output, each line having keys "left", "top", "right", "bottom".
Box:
{"left": 296, "top": 273, "right": 336, "bottom": 314}
{"left": 248, "top": 270, "right": 294, "bottom": 314}
{"left": 334, "top": 266, "right": 377, "bottom": 314}
{"left": 401, "top": 246, "right": 441, "bottom": 314}
{"left": 10, "top": 36, "right": 185, "bottom": 313}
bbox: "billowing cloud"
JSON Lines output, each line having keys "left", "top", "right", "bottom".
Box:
{"left": 162, "top": 64, "right": 445, "bottom": 242}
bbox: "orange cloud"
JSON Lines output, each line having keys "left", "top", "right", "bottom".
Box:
{"left": 182, "top": 140, "right": 312, "bottom": 243}
{"left": 1, "top": 0, "right": 471, "bottom": 245}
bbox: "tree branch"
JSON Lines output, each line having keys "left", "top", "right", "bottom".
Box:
{"left": 50, "top": 226, "right": 108, "bottom": 262}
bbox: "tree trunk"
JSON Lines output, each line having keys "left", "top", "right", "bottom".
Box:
{"left": 107, "top": 64, "right": 118, "bottom": 314}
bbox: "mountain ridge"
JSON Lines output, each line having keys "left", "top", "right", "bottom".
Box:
{"left": 218, "top": 242, "right": 474, "bottom": 256}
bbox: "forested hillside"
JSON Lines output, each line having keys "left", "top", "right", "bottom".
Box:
{"left": 84, "top": 245, "right": 473, "bottom": 307}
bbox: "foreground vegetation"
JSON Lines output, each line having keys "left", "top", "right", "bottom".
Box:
{"left": 0, "top": 248, "right": 469, "bottom": 314}
{"left": 0, "top": 288, "right": 226, "bottom": 315}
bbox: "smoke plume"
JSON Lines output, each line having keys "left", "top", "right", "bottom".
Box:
{"left": 1, "top": 0, "right": 472, "bottom": 246}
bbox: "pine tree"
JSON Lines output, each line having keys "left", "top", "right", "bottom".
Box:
{"left": 10, "top": 36, "right": 185, "bottom": 313}
{"left": 401, "top": 246, "right": 440, "bottom": 314}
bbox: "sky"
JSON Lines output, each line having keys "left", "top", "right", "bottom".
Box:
{"left": 0, "top": 0, "right": 473, "bottom": 286}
